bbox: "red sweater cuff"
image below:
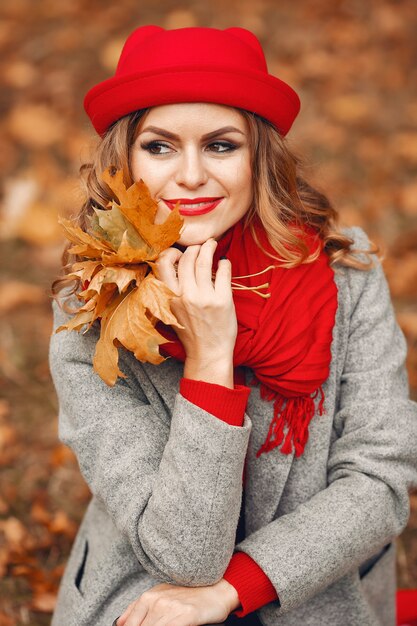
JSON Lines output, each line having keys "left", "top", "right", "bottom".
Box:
{"left": 179, "top": 378, "right": 250, "bottom": 427}
{"left": 223, "top": 551, "right": 279, "bottom": 617}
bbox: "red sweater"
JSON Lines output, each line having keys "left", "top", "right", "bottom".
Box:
{"left": 179, "top": 373, "right": 279, "bottom": 618}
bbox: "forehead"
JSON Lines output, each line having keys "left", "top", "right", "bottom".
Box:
{"left": 137, "top": 103, "right": 248, "bottom": 134}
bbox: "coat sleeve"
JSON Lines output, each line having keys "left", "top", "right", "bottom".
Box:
{"left": 48, "top": 299, "right": 251, "bottom": 587}
{"left": 232, "top": 231, "right": 417, "bottom": 614}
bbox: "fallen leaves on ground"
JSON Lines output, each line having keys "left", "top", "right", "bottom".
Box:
{"left": 0, "top": 281, "right": 45, "bottom": 314}
{"left": 1, "top": 2, "right": 417, "bottom": 624}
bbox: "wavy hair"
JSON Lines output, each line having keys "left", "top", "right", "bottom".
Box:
{"left": 50, "top": 107, "right": 379, "bottom": 310}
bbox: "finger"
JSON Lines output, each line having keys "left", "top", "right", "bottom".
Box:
{"left": 195, "top": 239, "right": 218, "bottom": 291}
{"left": 154, "top": 614, "right": 184, "bottom": 626}
{"left": 142, "top": 611, "right": 186, "bottom": 626}
{"left": 124, "top": 601, "right": 148, "bottom": 626}
{"left": 116, "top": 601, "right": 136, "bottom": 626}
{"left": 214, "top": 257, "right": 232, "bottom": 295}
{"left": 155, "top": 247, "right": 183, "bottom": 295}
{"left": 177, "top": 244, "right": 201, "bottom": 292}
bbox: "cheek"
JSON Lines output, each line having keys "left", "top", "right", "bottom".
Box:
{"left": 131, "top": 154, "right": 165, "bottom": 193}
{"left": 131, "top": 152, "right": 144, "bottom": 184}
{"left": 232, "top": 158, "right": 253, "bottom": 204}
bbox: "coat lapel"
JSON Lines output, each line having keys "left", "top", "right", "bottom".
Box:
{"left": 244, "top": 382, "right": 295, "bottom": 534}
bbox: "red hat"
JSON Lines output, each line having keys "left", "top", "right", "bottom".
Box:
{"left": 84, "top": 26, "right": 301, "bottom": 137}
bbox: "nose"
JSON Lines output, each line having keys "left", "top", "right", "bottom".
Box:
{"left": 174, "top": 145, "right": 208, "bottom": 189}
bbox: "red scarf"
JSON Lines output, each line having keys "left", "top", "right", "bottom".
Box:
{"left": 158, "top": 217, "right": 338, "bottom": 458}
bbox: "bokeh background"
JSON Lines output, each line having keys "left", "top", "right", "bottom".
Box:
{"left": 1, "top": 0, "right": 417, "bottom": 624}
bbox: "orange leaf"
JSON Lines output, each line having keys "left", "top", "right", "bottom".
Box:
{"left": 139, "top": 274, "right": 184, "bottom": 328}
{"left": 101, "top": 167, "right": 183, "bottom": 254}
{"left": 48, "top": 511, "right": 77, "bottom": 538}
{"left": 87, "top": 264, "right": 141, "bottom": 294}
{"left": 55, "top": 308, "right": 95, "bottom": 333}
{"left": 58, "top": 217, "right": 114, "bottom": 256}
{"left": 0, "top": 611, "right": 16, "bottom": 626}
{"left": 92, "top": 280, "right": 180, "bottom": 386}
{"left": 30, "top": 592, "right": 57, "bottom": 613}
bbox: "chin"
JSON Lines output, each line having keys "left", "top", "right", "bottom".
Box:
{"left": 176, "top": 238, "right": 204, "bottom": 248}
{"left": 177, "top": 231, "right": 217, "bottom": 247}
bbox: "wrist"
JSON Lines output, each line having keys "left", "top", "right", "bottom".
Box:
{"left": 214, "top": 578, "right": 241, "bottom": 614}
{"left": 184, "top": 357, "right": 234, "bottom": 388}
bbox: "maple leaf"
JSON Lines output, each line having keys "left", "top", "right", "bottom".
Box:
{"left": 70, "top": 259, "right": 102, "bottom": 283}
{"left": 91, "top": 203, "right": 148, "bottom": 252}
{"left": 101, "top": 167, "right": 183, "bottom": 255}
{"left": 139, "top": 273, "right": 181, "bottom": 326}
{"left": 101, "top": 230, "right": 152, "bottom": 265}
{"left": 56, "top": 308, "right": 95, "bottom": 332}
{"left": 56, "top": 168, "right": 184, "bottom": 385}
{"left": 85, "top": 265, "right": 143, "bottom": 295}
{"left": 57, "top": 217, "right": 114, "bottom": 258}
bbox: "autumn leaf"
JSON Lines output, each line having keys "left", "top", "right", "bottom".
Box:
{"left": 93, "top": 289, "right": 160, "bottom": 385}
{"left": 58, "top": 217, "right": 114, "bottom": 258}
{"left": 86, "top": 264, "right": 143, "bottom": 295}
{"left": 56, "top": 307, "right": 95, "bottom": 332}
{"left": 139, "top": 273, "right": 182, "bottom": 326}
{"left": 101, "top": 167, "right": 183, "bottom": 254}
{"left": 101, "top": 230, "right": 152, "bottom": 265}
{"left": 70, "top": 259, "right": 102, "bottom": 283}
{"left": 30, "top": 592, "right": 57, "bottom": 613}
{"left": 91, "top": 202, "right": 148, "bottom": 251}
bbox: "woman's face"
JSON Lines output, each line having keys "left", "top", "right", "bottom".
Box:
{"left": 130, "top": 103, "right": 253, "bottom": 247}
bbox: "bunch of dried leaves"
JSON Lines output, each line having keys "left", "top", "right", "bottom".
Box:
{"left": 55, "top": 167, "right": 184, "bottom": 386}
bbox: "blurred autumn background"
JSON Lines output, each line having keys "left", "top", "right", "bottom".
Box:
{"left": 1, "top": 0, "right": 417, "bottom": 623}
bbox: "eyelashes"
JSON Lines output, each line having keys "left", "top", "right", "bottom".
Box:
{"left": 139, "top": 141, "right": 171, "bottom": 155}
{"left": 139, "top": 140, "right": 239, "bottom": 155}
{"left": 207, "top": 141, "right": 239, "bottom": 153}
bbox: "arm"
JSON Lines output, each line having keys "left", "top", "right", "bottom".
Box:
{"left": 229, "top": 237, "right": 417, "bottom": 614}
{"left": 49, "top": 299, "right": 251, "bottom": 587}
{"left": 181, "top": 377, "right": 279, "bottom": 616}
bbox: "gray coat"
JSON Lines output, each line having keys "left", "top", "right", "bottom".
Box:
{"left": 49, "top": 226, "right": 417, "bottom": 626}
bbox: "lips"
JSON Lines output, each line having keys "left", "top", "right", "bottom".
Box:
{"left": 161, "top": 197, "right": 223, "bottom": 216}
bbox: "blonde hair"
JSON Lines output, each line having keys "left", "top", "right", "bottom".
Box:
{"left": 51, "top": 107, "right": 379, "bottom": 309}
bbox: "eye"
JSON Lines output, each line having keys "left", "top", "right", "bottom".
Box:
{"left": 206, "top": 141, "right": 238, "bottom": 153}
{"left": 140, "top": 141, "right": 172, "bottom": 155}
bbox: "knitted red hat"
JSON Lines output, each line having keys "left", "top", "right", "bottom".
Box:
{"left": 84, "top": 26, "right": 301, "bottom": 137}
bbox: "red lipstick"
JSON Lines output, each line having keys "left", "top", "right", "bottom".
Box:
{"left": 162, "top": 197, "right": 223, "bottom": 216}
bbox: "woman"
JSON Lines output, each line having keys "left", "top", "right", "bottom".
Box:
{"left": 49, "top": 26, "right": 417, "bottom": 626}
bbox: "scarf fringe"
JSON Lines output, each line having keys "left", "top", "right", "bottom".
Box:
{"left": 254, "top": 380, "right": 326, "bottom": 458}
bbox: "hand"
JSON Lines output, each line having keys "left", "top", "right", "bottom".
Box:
{"left": 116, "top": 578, "right": 240, "bottom": 626}
{"left": 155, "top": 239, "right": 237, "bottom": 385}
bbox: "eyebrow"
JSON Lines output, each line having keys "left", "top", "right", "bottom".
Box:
{"left": 138, "top": 125, "right": 245, "bottom": 141}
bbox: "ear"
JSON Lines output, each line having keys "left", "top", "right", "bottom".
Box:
{"left": 116, "top": 25, "right": 164, "bottom": 72}
{"left": 225, "top": 27, "right": 265, "bottom": 57}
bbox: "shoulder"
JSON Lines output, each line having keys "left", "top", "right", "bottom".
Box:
{"left": 49, "top": 295, "right": 99, "bottom": 366}
{"left": 333, "top": 225, "right": 389, "bottom": 315}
